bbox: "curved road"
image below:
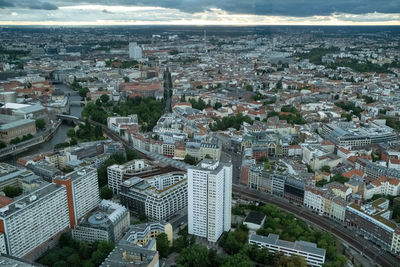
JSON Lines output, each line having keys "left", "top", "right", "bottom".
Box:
{"left": 232, "top": 184, "right": 399, "bottom": 267}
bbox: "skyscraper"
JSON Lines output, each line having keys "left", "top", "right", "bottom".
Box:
{"left": 129, "top": 42, "right": 142, "bottom": 60}
{"left": 187, "top": 159, "right": 232, "bottom": 242}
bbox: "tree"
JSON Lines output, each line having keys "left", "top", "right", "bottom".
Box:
{"left": 156, "top": 233, "right": 170, "bottom": 258}
{"left": 0, "top": 141, "right": 5, "bottom": 149}
{"left": 3, "top": 186, "right": 22, "bottom": 198}
{"left": 184, "top": 154, "right": 197, "bottom": 165}
{"left": 100, "top": 94, "right": 110, "bottom": 104}
{"left": 100, "top": 186, "right": 113, "bottom": 199}
{"left": 67, "top": 253, "right": 81, "bottom": 266}
{"left": 177, "top": 244, "right": 210, "bottom": 267}
{"left": 35, "top": 118, "right": 46, "bottom": 130}
{"left": 221, "top": 253, "right": 253, "bottom": 267}
{"left": 320, "top": 165, "right": 331, "bottom": 173}
{"left": 214, "top": 102, "right": 222, "bottom": 110}
{"left": 78, "top": 87, "right": 90, "bottom": 98}
{"left": 123, "top": 76, "right": 130, "bottom": 82}
{"left": 245, "top": 85, "right": 253, "bottom": 92}
{"left": 67, "top": 128, "right": 76, "bottom": 138}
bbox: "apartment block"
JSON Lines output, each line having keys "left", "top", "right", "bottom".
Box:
{"left": 188, "top": 160, "right": 232, "bottom": 242}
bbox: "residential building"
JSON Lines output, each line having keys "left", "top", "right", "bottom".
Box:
{"left": 0, "top": 184, "right": 70, "bottom": 259}
{"left": 120, "top": 172, "right": 187, "bottom": 221}
{"left": 345, "top": 198, "right": 397, "bottom": 250}
{"left": 107, "top": 159, "right": 147, "bottom": 194}
{"left": 53, "top": 167, "right": 100, "bottom": 228}
{"left": 107, "top": 115, "right": 138, "bottom": 135}
{"left": 188, "top": 160, "right": 232, "bottom": 242}
{"left": 249, "top": 234, "right": 326, "bottom": 267}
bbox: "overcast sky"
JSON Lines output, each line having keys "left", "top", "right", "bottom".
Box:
{"left": 0, "top": 0, "right": 399, "bottom": 25}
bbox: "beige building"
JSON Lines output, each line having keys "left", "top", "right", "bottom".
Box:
{"left": 0, "top": 119, "right": 36, "bottom": 144}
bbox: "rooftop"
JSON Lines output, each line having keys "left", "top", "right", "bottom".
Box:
{"left": 244, "top": 211, "right": 266, "bottom": 225}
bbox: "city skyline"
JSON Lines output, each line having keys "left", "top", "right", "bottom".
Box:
{"left": 0, "top": 1, "right": 399, "bottom": 26}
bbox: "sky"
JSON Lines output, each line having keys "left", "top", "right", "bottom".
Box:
{"left": 0, "top": 0, "right": 399, "bottom": 26}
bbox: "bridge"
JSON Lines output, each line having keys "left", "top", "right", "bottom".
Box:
{"left": 70, "top": 101, "right": 85, "bottom": 106}
{"left": 56, "top": 114, "right": 80, "bottom": 122}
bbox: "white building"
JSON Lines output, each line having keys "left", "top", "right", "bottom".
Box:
{"left": 304, "top": 187, "right": 326, "bottom": 215}
{"left": 188, "top": 160, "right": 232, "bottom": 242}
{"left": 72, "top": 200, "right": 130, "bottom": 243}
{"left": 107, "top": 115, "right": 138, "bottom": 135}
{"left": 53, "top": 167, "right": 100, "bottom": 228}
{"left": 129, "top": 42, "right": 143, "bottom": 60}
{"left": 120, "top": 172, "right": 187, "bottom": 221}
{"left": 249, "top": 234, "right": 326, "bottom": 267}
{"left": 107, "top": 159, "right": 147, "bottom": 194}
{"left": 0, "top": 184, "right": 70, "bottom": 259}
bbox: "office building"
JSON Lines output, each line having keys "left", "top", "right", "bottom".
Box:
{"left": 120, "top": 172, "right": 187, "bottom": 221}
{"left": 72, "top": 200, "right": 130, "bottom": 243}
{"left": 249, "top": 234, "right": 326, "bottom": 267}
{"left": 188, "top": 160, "right": 232, "bottom": 242}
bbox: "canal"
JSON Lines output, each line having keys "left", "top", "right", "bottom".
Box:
{"left": 9, "top": 84, "right": 84, "bottom": 161}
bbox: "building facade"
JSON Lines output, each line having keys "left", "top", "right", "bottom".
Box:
{"left": 188, "top": 160, "right": 232, "bottom": 242}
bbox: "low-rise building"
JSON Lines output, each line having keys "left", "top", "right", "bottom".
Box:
{"left": 249, "top": 233, "right": 326, "bottom": 267}
{"left": 72, "top": 200, "right": 130, "bottom": 243}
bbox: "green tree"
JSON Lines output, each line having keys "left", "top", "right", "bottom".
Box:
{"left": 67, "top": 128, "right": 76, "bottom": 138}
{"left": 3, "top": 186, "right": 22, "bottom": 198}
{"left": 177, "top": 244, "right": 210, "bottom": 267}
{"left": 78, "top": 87, "right": 90, "bottom": 98}
{"left": 35, "top": 118, "right": 46, "bottom": 130}
{"left": 0, "top": 141, "right": 5, "bottom": 149}
{"left": 53, "top": 261, "right": 68, "bottom": 267}
{"left": 67, "top": 253, "right": 81, "bottom": 266}
{"left": 100, "top": 186, "right": 113, "bottom": 199}
{"left": 100, "top": 94, "right": 110, "bottom": 104}
{"left": 184, "top": 154, "right": 198, "bottom": 165}
{"left": 221, "top": 253, "right": 253, "bottom": 267}
{"left": 214, "top": 102, "right": 222, "bottom": 110}
{"left": 156, "top": 233, "right": 170, "bottom": 258}
{"left": 320, "top": 165, "right": 331, "bottom": 173}
{"left": 123, "top": 76, "right": 130, "bottom": 82}
{"left": 245, "top": 85, "right": 253, "bottom": 92}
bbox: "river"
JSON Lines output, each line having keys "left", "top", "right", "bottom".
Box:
{"left": 8, "top": 84, "right": 84, "bottom": 161}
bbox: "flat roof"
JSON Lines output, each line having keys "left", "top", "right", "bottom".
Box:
{"left": 244, "top": 211, "right": 266, "bottom": 225}
{"left": 0, "top": 119, "right": 35, "bottom": 130}
{"left": 250, "top": 233, "right": 326, "bottom": 257}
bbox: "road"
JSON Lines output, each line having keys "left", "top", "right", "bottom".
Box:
{"left": 232, "top": 184, "right": 399, "bottom": 267}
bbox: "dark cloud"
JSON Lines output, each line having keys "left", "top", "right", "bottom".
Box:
{"left": 27, "top": 2, "right": 58, "bottom": 10}
{"left": 84, "top": 0, "right": 400, "bottom": 17}
{"left": 0, "top": 0, "right": 14, "bottom": 8}
{"left": 0, "top": 0, "right": 58, "bottom": 10}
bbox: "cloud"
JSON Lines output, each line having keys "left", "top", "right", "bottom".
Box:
{"left": 75, "top": 0, "right": 400, "bottom": 17}
{"left": 0, "top": 0, "right": 14, "bottom": 8}
{"left": 0, "top": 0, "right": 58, "bottom": 10}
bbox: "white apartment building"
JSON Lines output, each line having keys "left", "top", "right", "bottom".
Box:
{"left": 129, "top": 42, "right": 143, "bottom": 60}
{"left": 188, "top": 160, "right": 232, "bottom": 242}
{"left": 120, "top": 172, "right": 187, "bottom": 221}
{"left": 54, "top": 167, "right": 100, "bottom": 226}
{"left": 304, "top": 187, "right": 326, "bottom": 215}
{"left": 249, "top": 234, "right": 326, "bottom": 267}
{"left": 107, "top": 159, "right": 147, "bottom": 194}
{"left": 107, "top": 115, "right": 138, "bottom": 135}
{"left": 0, "top": 184, "right": 70, "bottom": 259}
